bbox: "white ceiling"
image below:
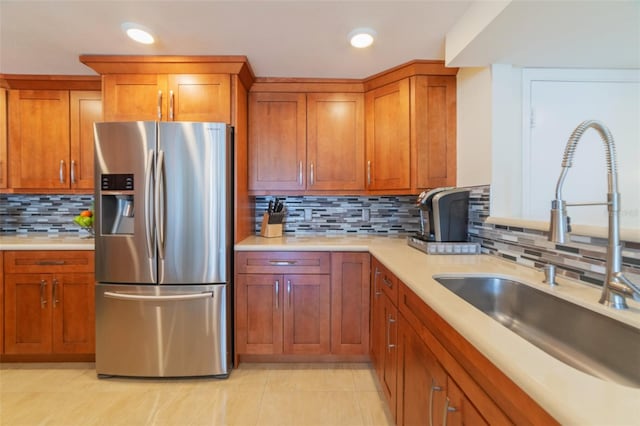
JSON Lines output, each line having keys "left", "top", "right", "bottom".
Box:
{"left": 0, "top": 0, "right": 638, "bottom": 79}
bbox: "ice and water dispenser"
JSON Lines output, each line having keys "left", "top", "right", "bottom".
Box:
{"left": 100, "top": 174, "right": 135, "bottom": 235}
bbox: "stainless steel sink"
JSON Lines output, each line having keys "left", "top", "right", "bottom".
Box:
{"left": 433, "top": 275, "right": 640, "bottom": 388}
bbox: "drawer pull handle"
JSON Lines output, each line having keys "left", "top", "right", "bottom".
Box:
{"left": 387, "top": 314, "right": 396, "bottom": 351}
{"left": 268, "top": 260, "right": 297, "bottom": 266}
{"left": 36, "top": 260, "right": 66, "bottom": 265}
{"left": 373, "top": 267, "right": 382, "bottom": 297}
{"left": 275, "top": 280, "right": 280, "bottom": 310}
{"left": 53, "top": 278, "right": 59, "bottom": 307}
{"left": 382, "top": 276, "right": 393, "bottom": 288}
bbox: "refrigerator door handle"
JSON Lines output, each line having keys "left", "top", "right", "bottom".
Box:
{"left": 155, "top": 150, "right": 166, "bottom": 259}
{"left": 103, "top": 291, "right": 214, "bottom": 302}
{"left": 144, "top": 150, "right": 155, "bottom": 259}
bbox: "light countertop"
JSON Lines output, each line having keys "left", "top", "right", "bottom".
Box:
{"left": 236, "top": 234, "right": 640, "bottom": 425}
{"left": 0, "top": 234, "right": 95, "bottom": 250}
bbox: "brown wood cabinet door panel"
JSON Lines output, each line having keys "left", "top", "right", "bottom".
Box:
{"left": 381, "top": 295, "right": 398, "bottom": 412}
{"left": 413, "top": 76, "right": 456, "bottom": 189}
{"left": 102, "top": 74, "right": 166, "bottom": 121}
{"left": 330, "top": 252, "right": 370, "bottom": 355}
{"left": 4, "top": 250, "right": 94, "bottom": 274}
{"left": 168, "top": 74, "right": 231, "bottom": 123}
{"left": 248, "top": 92, "right": 306, "bottom": 191}
{"left": 236, "top": 251, "right": 330, "bottom": 274}
{"left": 365, "top": 79, "right": 410, "bottom": 191}
{"left": 397, "top": 313, "right": 447, "bottom": 426}
{"left": 283, "top": 274, "right": 330, "bottom": 355}
{"left": 4, "top": 273, "right": 53, "bottom": 354}
{"left": 9, "top": 90, "right": 71, "bottom": 189}
{"left": 51, "top": 273, "right": 95, "bottom": 354}
{"left": 0, "top": 88, "right": 7, "bottom": 189}
{"left": 235, "top": 273, "right": 283, "bottom": 355}
{"left": 307, "top": 93, "right": 365, "bottom": 191}
{"left": 445, "top": 378, "right": 489, "bottom": 426}
{"left": 70, "top": 91, "right": 102, "bottom": 190}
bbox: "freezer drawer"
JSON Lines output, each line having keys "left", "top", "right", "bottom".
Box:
{"left": 95, "top": 283, "right": 230, "bottom": 378}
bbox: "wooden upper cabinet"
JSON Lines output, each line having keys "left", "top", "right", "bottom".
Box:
{"left": 0, "top": 88, "right": 7, "bottom": 189}
{"left": 8, "top": 89, "right": 100, "bottom": 191}
{"left": 412, "top": 75, "right": 457, "bottom": 190}
{"left": 248, "top": 92, "right": 307, "bottom": 191}
{"left": 167, "top": 74, "right": 230, "bottom": 122}
{"left": 307, "top": 93, "right": 365, "bottom": 191}
{"left": 70, "top": 91, "right": 102, "bottom": 190}
{"left": 102, "top": 73, "right": 231, "bottom": 122}
{"left": 102, "top": 74, "right": 161, "bottom": 121}
{"left": 9, "top": 90, "right": 71, "bottom": 190}
{"left": 365, "top": 79, "right": 411, "bottom": 191}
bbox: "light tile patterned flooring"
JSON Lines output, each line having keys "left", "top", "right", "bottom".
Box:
{"left": 0, "top": 362, "right": 394, "bottom": 426}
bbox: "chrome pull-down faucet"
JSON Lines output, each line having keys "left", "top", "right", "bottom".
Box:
{"left": 548, "top": 120, "right": 640, "bottom": 309}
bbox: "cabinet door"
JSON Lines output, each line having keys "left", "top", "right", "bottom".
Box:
{"left": 0, "top": 253, "right": 4, "bottom": 354}
{"left": 167, "top": 74, "right": 231, "bottom": 123}
{"left": 330, "top": 252, "right": 370, "bottom": 355}
{"left": 70, "top": 91, "right": 102, "bottom": 190}
{"left": 248, "top": 92, "right": 306, "bottom": 191}
{"left": 8, "top": 90, "right": 71, "bottom": 190}
{"left": 397, "top": 313, "right": 447, "bottom": 426}
{"left": 370, "top": 260, "right": 385, "bottom": 376}
{"left": 283, "top": 274, "right": 331, "bottom": 354}
{"left": 0, "top": 88, "right": 7, "bottom": 189}
{"left": 365, "top": 79, "right": 410, "bottom": 191}
{"left": 444, "top": 378, "right": 489, "bottom": 426}
{"left": 102, "top": 74, "right": 166, "bottom": 121}
{"left": 235, "top": 273, "right": 284, "bottom": 355}
{"left": 381, "top": 294, "right": 399, "bottom": 413}
{"left": 51, "top": 273, "right": 95, "bottom": 354}
{"left": 412, "top": 76, "right": 456, "bottom": 190}
{"left": 307, "top": 93, "right": 365, "bottom": 191}
{"left": 4, "top": 273, "right": 53, "bottom": 354}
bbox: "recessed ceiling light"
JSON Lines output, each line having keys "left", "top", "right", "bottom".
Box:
{"left": 349, "top": 28, "right": 376, "bottom": 48}
{"left": 121, "top": 22, "right": 155, "bottom": 45}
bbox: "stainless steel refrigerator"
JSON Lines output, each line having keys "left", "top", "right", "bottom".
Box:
{"left": 93, "top": 121, "right": 233, "bottom": 378}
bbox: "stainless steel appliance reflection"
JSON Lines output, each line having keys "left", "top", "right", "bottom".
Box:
{"left": 94, "top": 121, "right": 233, "bottom": 378}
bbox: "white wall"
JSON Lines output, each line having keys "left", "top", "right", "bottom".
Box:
{"left": 456, "top": 67, "right": 492, "bottom": 187}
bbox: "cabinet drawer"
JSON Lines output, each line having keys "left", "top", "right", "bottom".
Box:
{"left": 4, "top": 251, "right": 94, "bottom": 274}
{"left": 236, "top": 251, "right": 330, "bottom": 274}
{"left": 374, "top": 261, "right": 398, "bottom": 305}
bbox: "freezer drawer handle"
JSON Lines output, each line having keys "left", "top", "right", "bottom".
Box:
{"left": 103, "top": 291, "right": 214, "bottom": 301}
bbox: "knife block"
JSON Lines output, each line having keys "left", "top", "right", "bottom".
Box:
{"left": 260, "top": 213, "right": 283, "bottom": 238}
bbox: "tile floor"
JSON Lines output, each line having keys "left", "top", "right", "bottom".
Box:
{"left": 0, "top": 362, "right": 394, "bottom": 426}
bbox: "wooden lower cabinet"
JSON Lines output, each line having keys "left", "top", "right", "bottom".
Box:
{"left": 330, "top": 252, "right": 370, "bottom": 355}
{"left": 235, "top": 251, "right": 370, "bottom": 362}
{"left": 370, "top": 256, "right": 555, "bottom": 425}
{"left": 2, "top": 251, "right": 95, "bottom": 358}
{"left": 370, "top": 257, "right": 399, "bottom": 416}
{"left": 396, "top": 312, "right": 447, "bottom": 426}
{"left": 235, "top": 272, "right": 330, "bottom": 356}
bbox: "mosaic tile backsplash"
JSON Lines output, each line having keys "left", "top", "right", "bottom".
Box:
{"left": 0, "top": 195, "right": 94, "bottom": 234}
{"left": 253, "top": 195, "right": 421, "bottom": 235}
{"left": 3, "top": 188, "right": 640, "bottom": 291}
{"left": 467, "top": 185, "right": 640, "bottom": 289}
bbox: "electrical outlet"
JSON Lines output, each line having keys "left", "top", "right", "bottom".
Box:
{"left": 304, "top": 208, "right": 312, "bottom": 221}
{"left": 362, "top": 208, "right": 370, "bottom": 222}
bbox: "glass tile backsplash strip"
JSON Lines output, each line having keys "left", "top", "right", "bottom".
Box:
{"left": 254, "top": 195, "right": 421, "bottom": 235}
{"left": 0, "top": 195, "right": 93, "bottom": 233}
{"left": 467, "top": 185, "right": 640, "bottom": 287}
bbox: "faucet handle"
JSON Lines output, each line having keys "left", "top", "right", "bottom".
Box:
{"left": 543, "top": 264, "right": 558, "bottom": 286}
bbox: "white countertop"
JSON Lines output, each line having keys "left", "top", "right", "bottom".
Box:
{"left": 0, "top": 234, "right": 95, "bottom": 250}
{"left": 236, "top": 235, "right": 640, "bottom": 425}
